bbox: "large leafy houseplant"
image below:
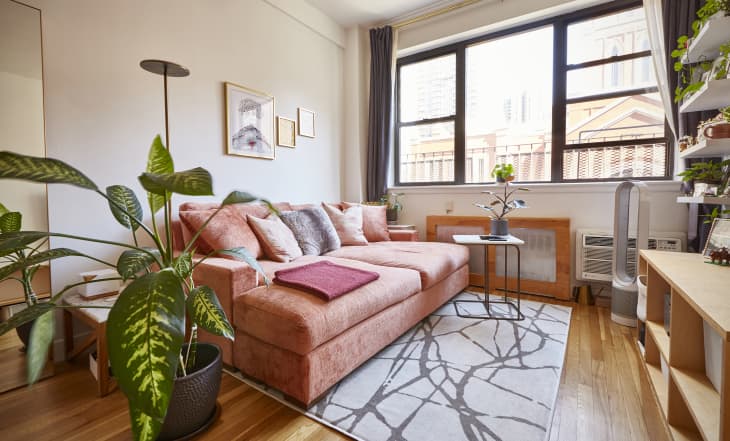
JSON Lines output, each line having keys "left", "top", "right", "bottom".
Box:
{"left": 0, "top": 135, "right": 272, "bottom": 440}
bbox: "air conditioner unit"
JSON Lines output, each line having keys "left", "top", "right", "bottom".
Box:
{"left": 576, "top": 229, "right": 685, "bottom": 282}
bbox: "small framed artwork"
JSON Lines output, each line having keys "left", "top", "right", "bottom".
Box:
{"left": 297, "top": 107, "right": 315, "bottom": 138}
{"left": 225, "top": 82, "right": 275, "bottom": 160}
{"left": 703, "top": 218, "right": 730, "bottom": 257}
{"left": 276, "top": 116, "right": 296, "bottom": 148}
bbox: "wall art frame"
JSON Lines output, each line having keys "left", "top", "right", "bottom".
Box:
{"left": 225, "top": 81, "right": 275, "bottom": 160}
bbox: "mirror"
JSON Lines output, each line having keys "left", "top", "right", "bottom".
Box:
{"left": 0, "top": 0, "right": 51, "bottom": 392}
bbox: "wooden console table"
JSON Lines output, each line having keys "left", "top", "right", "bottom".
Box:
{"left": 639, "top": 250, "right": 730, "bottom": 441}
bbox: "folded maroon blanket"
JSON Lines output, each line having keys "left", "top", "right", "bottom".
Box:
{"left": 273, "top": 261, "right": 379, "bottom": 301}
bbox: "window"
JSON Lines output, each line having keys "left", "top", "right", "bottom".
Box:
{"left": 395, "top": 1, "right": 669, "bottom": 185}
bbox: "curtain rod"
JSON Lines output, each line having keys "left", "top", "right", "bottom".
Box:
{"left": 391, "top": 0, "right": 483, "bottom": 30}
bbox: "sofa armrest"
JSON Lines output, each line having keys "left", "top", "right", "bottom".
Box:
{"left": 388, "top": 229, "right": 418, "bottom": 241}
{"left": 192, "top": 256, "right": 260, "bottom": 324}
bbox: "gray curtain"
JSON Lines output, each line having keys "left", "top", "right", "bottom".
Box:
{"left": 366, "top": 26, "right": 393, "bottom": 202}
{"left": 663, "top": 0, "right": 719, "bottom": 252}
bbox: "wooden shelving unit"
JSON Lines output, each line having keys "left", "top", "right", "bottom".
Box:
{"left": 639, "top": 250, "right": 730, "bottom": 441}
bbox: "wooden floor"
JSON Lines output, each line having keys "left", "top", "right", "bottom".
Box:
{"left": 0, "top": 297, "right": 668, "bottom": 441}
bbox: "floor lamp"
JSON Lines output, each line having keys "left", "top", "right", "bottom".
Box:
{"left": 139, "top": 59, "right": 190, "bottom": 151}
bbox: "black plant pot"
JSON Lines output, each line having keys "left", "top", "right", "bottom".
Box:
{"left": 491, "top": 219, "right": 509, "bottom": 236}
{"left": 157, "top": 343, "right": 222, "bottom": 441}
{"left": 16, "top": 319, "right": 34, "bottom": 349}
{"left": 386, "top": 207, "right": 400, "bottom": 223}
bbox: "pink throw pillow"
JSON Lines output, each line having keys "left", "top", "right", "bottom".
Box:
{"left": 178, "top": 206, "right": 264, "bottom": 258}
{"left": 322, "top": 203, "right": 368, "bottom": 246}
{"left": 342, "top": 202, "right": 390, "bottom": 242}
{"left": 247, "top": 215, "right": 303, "bottom": 262}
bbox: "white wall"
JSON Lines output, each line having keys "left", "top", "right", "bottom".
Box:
{"left": 26, "top": 0, "right": 345, "bottom": 357}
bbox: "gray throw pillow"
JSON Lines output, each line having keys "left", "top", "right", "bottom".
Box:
{"left": 280, "top": 207, "right": 341, "bottom": 255}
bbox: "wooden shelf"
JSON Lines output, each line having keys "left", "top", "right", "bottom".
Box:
{"left": 645, "top": 361, "right": 669, "bottom": 416}
{"left": 680, "top": 78, "right": 730, "bottom": 113}
{"left": 676, "top": 196, "right": 730, "bottom": 205}
{"left": 683, "top": 15, "right": 730, "bottom": 64}
{"left": 647, "top": 320, "right": 670, "bottom": 359}
{"left": 671, "top": 367, "right": 721, "bottom": 441}
{"left": 670, "top": 426, "right": 703, "bottom": 441}
{"left": 679, "top": 138, "right": 730, "bottom": 158}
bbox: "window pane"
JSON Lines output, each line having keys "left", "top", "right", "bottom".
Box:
{"left": 399, "top": 122, "right": 455, "bottom": 183}
{"left": 567, "top": 56, "right": 655, "bottom": 98}
{"left": 562, "top": 143, "right": 667, "bottom": 180}
{"left": 400, "top": 54, "right": 456, "bottom": 122}
{"left": 567, "top": 7, "right": 649, "bottom": 65}
{"left": 465, "top": 26, "right": 553, "bottom": 182}
{"left": 566, "top": 92, "right": 664, "bottom": 144}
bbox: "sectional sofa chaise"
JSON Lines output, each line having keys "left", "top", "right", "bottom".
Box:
{"left": 172, "top": 201, "right": 469, "bottom": 406}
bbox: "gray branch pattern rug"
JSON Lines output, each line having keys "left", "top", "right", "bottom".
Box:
{"left": 231, "top": 291, "right": 571, "bottom": 441}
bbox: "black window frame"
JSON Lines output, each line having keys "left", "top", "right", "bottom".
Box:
{"left": 394, "top": 0, "right": 671, "bottom": 186}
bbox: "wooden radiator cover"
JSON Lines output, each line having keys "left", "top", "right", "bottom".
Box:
{"left": 426, "top": 216, "right": 571, "bottom": 300}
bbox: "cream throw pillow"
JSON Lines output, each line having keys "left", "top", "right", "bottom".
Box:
{"left": 247, "top": 214, "right": 303, "bottom": 262}
{"left": 322, "top": 203, "right": 368, "bottom": 246}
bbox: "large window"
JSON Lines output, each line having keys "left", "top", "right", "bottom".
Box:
{"left": 395, "top": 1, "right": 669, "bottom": 185}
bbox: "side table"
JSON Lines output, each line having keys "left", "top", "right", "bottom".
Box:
{"left": 452, "top": 234, "right": 525, "bottom": 321}
{"left": 62, "top": 292, "right": 117, "bottom": 397}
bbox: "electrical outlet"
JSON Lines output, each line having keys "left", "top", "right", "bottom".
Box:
{"left": 445, "top": 200, "right": 454, "bottom": 214}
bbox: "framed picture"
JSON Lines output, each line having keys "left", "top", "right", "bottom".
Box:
{"left": 225, "top": 82, "right": 275, "bottom": 160}
{"left": 297, "top": 107, "right": 315, "bottom": 138}
{"left": 276, "top": 116, "right": 296, "bottom": 148}
{"left": 703, "top": 218, "right": 730, "bottom": 257}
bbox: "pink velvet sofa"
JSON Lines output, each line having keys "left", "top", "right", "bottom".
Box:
{"left": 172, "top": 201, "right": 469, "bottom": 406}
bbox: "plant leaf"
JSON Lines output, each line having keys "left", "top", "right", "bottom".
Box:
{"left": 0, "top": 151, "right": 98, "bottom": 190}
{"left": 106, "top": 185, "right": 143, "bottom": 231}
{"left": 221, "top": 191, "right": 259, "bottom": 206}
{"left": 0, "top": 302, "right": 54, "bottom": 336}
{"left": 117, "top": 248, "right": 160, "bottom": 280}
{"left": 27, "top": 309, "right": 54, "bottom": 384}
{"left": 0, "top": 212, "right": 22, "bottom": 233}
{"left": 139, "top": 167, "right": 213, "bottom": 197}
{"left": 172, "top": 252, "right": 193, "bottom": 280}
{"left": 0, "top": 231, "right": 48, "bottom": 253}
{"left": 145, "top": 136, "right": 174, "bottom": 215}
{"left": 107, "top": 270, "right": 185, "bottom": 419}
{"left": 0, "top": 202, "right": 8, "bottom": 216}
{"left": 216, "top": 247, "right": 270, "bottom": 285}
{"left": 0, "top": 248, "right": 84, "bottom": 280}
{"left": 187, "top": 286, "right": 234, "bottom": 340}
{"left": 130, "top": 406, "right": 163, "bottom": 441}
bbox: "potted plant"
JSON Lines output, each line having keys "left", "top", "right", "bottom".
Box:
{"left": 0, "top": 136, "right": 273, "bottom": 441}
{"left": 678, "top": 159, "right": 730, "bottom": 196}
{"left": 381, "top": 192, "right": 404, "bottom": 223}
{"left": 0, "top": 202, "right": 51, "bottom": 349}
{"left": 474, "top": 181, "right": 529, "bottom": 236}
{"left": 491, "top": 163, "right": 515, "bottom": 183}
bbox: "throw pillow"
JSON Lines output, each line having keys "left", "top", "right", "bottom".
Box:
{"left": 322, "top": 203, "right": 368, "bottom": 246}
{"left": 280, "top": 207, "right": 341, "bottom": 255}
{"left": 178, "top": 206, "right": 264, "bottom": 258}
{"left": 247, "top": 214, "right": 303, "bottom": 262}
{"left": 343, "top": 202, "right": 390, "bottom": 242}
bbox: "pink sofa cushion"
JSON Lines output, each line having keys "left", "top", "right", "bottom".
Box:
{"left": 179, "top": 206, "right": 265, "bottom": 258}
{"left": 233, "top": 255, "right": 421, "bottom": 355}
{"left": 247, "top": 214, "right": 303, "bottom": 262}
{"left": 322, "top": 203, "right": 368, "bottom": 245}
{"left": 342, "top": 202, "right": 390, "bottom": 242}
{"left": 325, "top": 241, "right": 469, "bottom": 290}
{"left": 274, "top": 261, "right": 379, "bottom": 300}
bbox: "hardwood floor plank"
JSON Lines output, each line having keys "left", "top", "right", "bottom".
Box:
{"left": 0, "top": 297, "right": 667, "bottom": 441}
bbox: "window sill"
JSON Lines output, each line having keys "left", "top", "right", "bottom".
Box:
{"left": 390, "top": 180, "right": 682, "bottom": 195}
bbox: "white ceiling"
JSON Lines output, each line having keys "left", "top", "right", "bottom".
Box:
{"left": 305, "top": 0, "right": 447, "bottom": 27}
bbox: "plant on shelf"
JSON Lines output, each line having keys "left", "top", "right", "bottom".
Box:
{"left": 0, "top": 136, "right": 273, "bottom": 441}
{"left": 702, "top": 207, "right": 730, "bottom": 224}
{"left": 678, "top": 159, "right": 730, "bottom": 196}
{"left": 380, "top": 192, "right": 404, "bottom": 223}
{"left": 491, "top": 163, "right": 515, "bottom": 183}
{"left": 474, "top": 172, "right": 528, "bottom": 236}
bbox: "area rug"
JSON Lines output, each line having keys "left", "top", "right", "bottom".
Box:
{"left": 230, "top": 291, "right": 572, "bottom": 441}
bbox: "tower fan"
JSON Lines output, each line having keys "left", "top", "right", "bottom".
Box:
{"left": 611, "top": 181, "right": 650, "bottom": 326}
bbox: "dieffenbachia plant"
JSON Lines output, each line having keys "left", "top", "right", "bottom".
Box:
{"left": 0, "top": 135, "right": 273, "bottom": 440}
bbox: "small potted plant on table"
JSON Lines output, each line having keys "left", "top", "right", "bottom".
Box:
{"left": 475, "top": 164, "right": 528, "bottom": 236}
